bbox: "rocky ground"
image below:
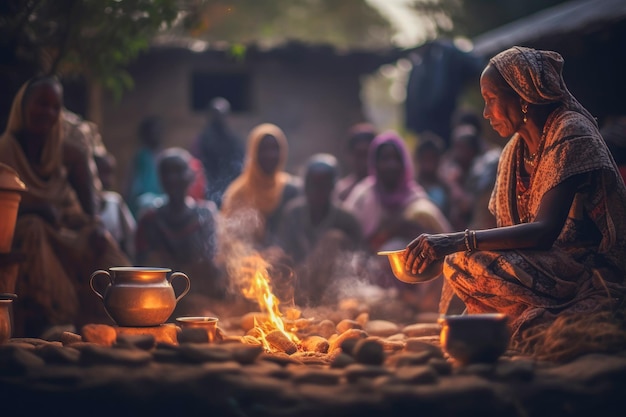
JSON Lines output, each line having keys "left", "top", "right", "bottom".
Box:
{"left": 1, "top": 304, "right": 626, "bottom": 417}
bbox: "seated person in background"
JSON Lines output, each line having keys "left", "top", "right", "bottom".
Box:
{"left": 126, "top": 115, "right": 164, "bottom": 217}
{"left": 440, "top": 124, "right": 486, "bottom": 230}
{"left": 135, "top": 147, "right": 225, "bottom": 311}
{"left": 0, "top": 76, "right": 130, "bottom": 336}
{"left": 279, "top": 154, "right": 363, "bottom": 306}
{"left": 94, "top": 152, "right": 136, "bottom": 261}
{"left": 335, "top": 123, "right": 377, "bottom": 202}
{"left": 343, "top": 131, "right": 451, "bottom": 310}
{"left": 413, "top": 131, "right": 450, "bottom": 217}
{"left": 221, "top": 123, "right": 301, "bottom": 248}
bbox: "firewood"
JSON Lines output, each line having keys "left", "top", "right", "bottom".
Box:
{"left": 301, "top": 335, "right": 329, "bottom": 353}
{"left": 328, "top": 328, "right": 368, "bottom": 353}
{"left": 265, "top": 330, "right": 298, "bottom": 354}
{"left": 241, "top": 312, "right": 269, "bottom": 332}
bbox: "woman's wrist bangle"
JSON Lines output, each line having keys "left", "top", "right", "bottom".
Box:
{"left": 471, "top": 230, "right": 478, "bottom": 251}
{"left": 464, "top": 229, "right": 472, "bottom": 252}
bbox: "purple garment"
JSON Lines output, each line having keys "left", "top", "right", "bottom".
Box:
{"left": 367, "top": 131, "right": 426, "bottom": 210}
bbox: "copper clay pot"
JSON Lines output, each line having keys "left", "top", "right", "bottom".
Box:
{"left": 90, "top": 267, "right": 190, "bottom": 327}
{"left": 439, "top": 313, "right": 510, "bottom": 365}
{"left": 0, "top": 293, "right": 16, "bottom": 344}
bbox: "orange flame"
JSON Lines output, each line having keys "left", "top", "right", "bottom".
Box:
{"left": 239, "top": 254, "right": 300, "bottom": 351}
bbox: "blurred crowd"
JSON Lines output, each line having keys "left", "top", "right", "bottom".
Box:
{"left": 12, "top": 75, "right": 623, "bottom": 337}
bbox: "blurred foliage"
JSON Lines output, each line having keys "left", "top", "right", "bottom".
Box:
{"left": 0, "top": 0, "right": 208, "bottom": 97}
{"left": 169, "top": 0, "right": 394, "bottom": 49}
{"left": 426, "top": 0, "right": 572, "bottom": 38}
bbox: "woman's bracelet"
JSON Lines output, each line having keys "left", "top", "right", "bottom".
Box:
{"left": 471, "top": 230, "right": 478, "bottom": 251}
{"left": 464, "top": 229, "right": 472, "bottom": 252}
{"left": 464, "top": 229, "right": 478, "bottom": 252}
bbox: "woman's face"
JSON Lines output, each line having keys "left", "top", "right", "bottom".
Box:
{"left": 376, "top": 143, "right": 404, "bottom": 190}
{"left": 159, "top": 156, "right": 193, "bottom": 201}
{"left": 257, "top": 134, "right": 281, "bottom": 175}
{"left": 23, "top": 82, "right": 62, "bottom": 136}
{"left": 480, "top": 65, "right": 522, "bottom": 138}
{"left": 305, "top": 167, "right": 334, "bottom": 210}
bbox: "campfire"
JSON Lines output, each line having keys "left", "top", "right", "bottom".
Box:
{"left": 237, "top": 253, "right": 300, "bottom": 353}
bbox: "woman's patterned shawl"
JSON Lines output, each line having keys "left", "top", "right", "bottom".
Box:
{"left": 489, "top": 107, "right": 626, "bottom": 275}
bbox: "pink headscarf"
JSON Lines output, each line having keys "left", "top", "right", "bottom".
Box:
{"left": 367, "top": 130, "right": 426, "bottom": 209}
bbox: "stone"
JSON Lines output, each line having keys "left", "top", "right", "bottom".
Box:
{"left": 388, "top": 351, "right": 434, "bottom": 367}
{"left": 178, "top": 344, "right": 233, "bottom": 363}
{"left": 328, "top": 328, "right": 368, "bottom": 353}
{"left": 115, "top": 324, "right": 178, "bottom": 345}
{"left": 290, "top": 351, "right": 330, "bottom": 366}
{"left": 229, "top": 344, "right": 264, "bottom": 365}
{"left": 405, "top": 337, "right": 444, "bottom": 356}
{"left": 344, "top": 363, "right": 390, "bottom": 383}
{"left": 0, "top": 345, "right": 46, "bottom": 375}
{"left": 152, "top": 348, "right": 181, "bottom": 363}
{"left": 495, "top": 359, "right": 535, "bottom": 381}
{"left": 315, "top": 319, "right": 337, "bottom": 339}
{"left": 60, "top": 331, "right": 83, "bottom": 346}
{"left": 364, "top": 320, "right": 400, "bottom": 337}
{"left": 260, "top": 352, "right": 303, "bottom": 367}
{"left": 81, "top": 324, "right": 117, "bottom": 346}
{"left": 200, "top": 360, "right": 243, "bottom": 375}
{"left": 336, "top": 319, "right": 362, "bottom": 334}
{"left": 330, "top": 352, "right": 355, "bottom": 369}
{"left": 403, "top": 323, "right": 442, "bottom": 338}
{"left": 355, "top": 312, "right": 369, "bottom": 327}
{"left": 116, "top": 334, "right": 156, "bottom": 350}
{"left": 428, "top": 357, "right": 453, "bottom": 375}
{"left": 8, "top": 337, "right": 49, "bottom": 347}
{"left": 353, "top": 338, "right": 385, "bottom": 366}
{"left": 301, "top": 335, "right": 329, "bottom": 353}
{"left": 79, "top": 344, "right": 152, "bottom": 367}
{"left": 35, "top": 344, "right": 80, "bottom": 365}
{"left": 396, "top": 365, "right": 439, "bottom": 384}
{"left": 40, "top": 324, "right": 77, "bottom": 342}
{"left": 292, "top": 368, "right": 342, "bottom": 385}
{"left": 240, "top": 312, "right": 269, "bottom": 332}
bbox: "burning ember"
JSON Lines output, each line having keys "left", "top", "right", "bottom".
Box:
{"left": 237, "top": 254, "right": 300, "bottom": 353}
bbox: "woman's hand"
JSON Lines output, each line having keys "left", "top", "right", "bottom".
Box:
{"left": 405, "top": 232, "right": 465, "bottom": 275}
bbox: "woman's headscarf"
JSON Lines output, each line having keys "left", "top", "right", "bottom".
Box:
{"left": 367, "top": 131, "right": 425, "bottom": 210}
{"left": 489, "top": 46, "right": 597, "bottom": 126}
{"left": 221, "top": 123, "right": 289, "bottom": 216}
{"left": 2, "top": 77, "right": 64, "bottom": 178}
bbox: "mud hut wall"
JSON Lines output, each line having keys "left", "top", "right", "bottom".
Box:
{"left": 100, "top": 48, "right": 368, "bottom": 194}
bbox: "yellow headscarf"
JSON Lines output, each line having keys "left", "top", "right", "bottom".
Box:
{"left": 221, "top": 123, "right": 289, "bottom": 217}
{"left": 0, "top": 77, "right": 81, "bottom": 214}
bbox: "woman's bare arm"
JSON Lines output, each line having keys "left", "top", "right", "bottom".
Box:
{"left": 405, "top": 173, "right": 585, "bottom": 274}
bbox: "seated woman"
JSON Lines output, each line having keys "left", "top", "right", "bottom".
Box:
{"left": 221, "top": 123, "right": 301, "bottom": 248}
{"left": 278, "top": 154, "right": 363, "bottom": 306}
{"left": 135, "top": 147, "right": 224, "bottom": 312}
{"left": 405, "top": 47, "right": 626, "bottom": 360}
{"left": 0, "top": 76, "right": 130, "bottom": 336}
{"left": 343, "top": 131, "right": 451, "bottom": 310}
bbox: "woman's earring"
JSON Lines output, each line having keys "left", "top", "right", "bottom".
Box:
{"left": 521, "top": 103, "right": 528, "bottom": 124}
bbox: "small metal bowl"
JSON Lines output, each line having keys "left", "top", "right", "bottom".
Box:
{"left": 439, "top": 313, "right": 510, "bottom": 365}
{"left": 377, "top": 249, "right": 443, "bottom": 283}
{"left": 176, "top": 316, "right": 219, "bottom": 342}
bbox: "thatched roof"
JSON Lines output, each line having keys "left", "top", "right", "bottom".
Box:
{"left": 472, "top": 0, "right": 626, "bottom": 57}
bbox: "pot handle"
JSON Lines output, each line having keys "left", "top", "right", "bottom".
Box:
{"left": 90, "top": 270, "right": 111, "bottom": 300}
{"left": 169, "top": 272, "right": 191, "bottom": 302}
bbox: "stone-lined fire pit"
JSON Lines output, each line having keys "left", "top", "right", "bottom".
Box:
{"left": 1, "top": 300, "right": 626, "bottom": 417}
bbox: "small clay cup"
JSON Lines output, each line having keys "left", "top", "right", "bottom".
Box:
{"left": 176, "top": 316, "right": 218, "bottom": 342}
{"left": 439, "top": 313, "right": 510, "bottom": 365}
